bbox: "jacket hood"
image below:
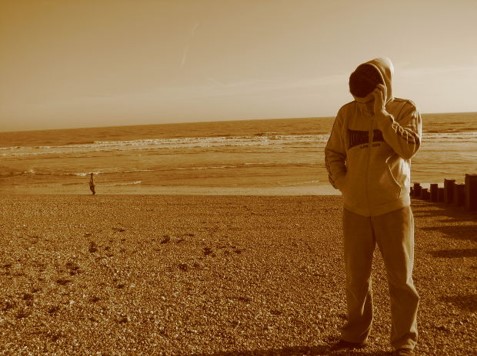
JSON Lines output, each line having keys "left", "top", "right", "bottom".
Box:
{"left": 352, "top": 57, "right": 394, "bottom": 104}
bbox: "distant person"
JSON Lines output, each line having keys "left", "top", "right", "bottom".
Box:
{"left": 89, "top": 173, "right": 96, "bottom": 195}
{"left": 325, "top": 58, "right": 422, "bottom": 356}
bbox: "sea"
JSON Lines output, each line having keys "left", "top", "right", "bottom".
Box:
{"left": 1, "top": 113, "right": 476, "bottom": 195}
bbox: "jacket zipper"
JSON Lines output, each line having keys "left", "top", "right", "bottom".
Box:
{"left": 365, "top": 117, "right": 374, "bottom": 215}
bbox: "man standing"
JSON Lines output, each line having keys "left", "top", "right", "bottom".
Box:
{"left": 325, "top": 58, "right": 421, "bottom": 356}
{"left": 89, "top": 172, "right": 96, "bottom": 195}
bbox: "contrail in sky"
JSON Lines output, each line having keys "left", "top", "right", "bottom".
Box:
{"left": 181, "top": 22, "right": 201, "bottom": 68}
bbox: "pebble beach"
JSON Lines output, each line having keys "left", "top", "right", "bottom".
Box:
{"left": 0, "top": 195, "right": 475, "bottom": 355}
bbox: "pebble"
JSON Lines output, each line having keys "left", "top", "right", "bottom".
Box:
{"left": 0, "top": 195, "right": 474, "bottom": 355}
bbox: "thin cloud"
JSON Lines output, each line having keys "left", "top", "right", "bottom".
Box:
{"left": 180, "top": 22, "right": 201, "bottom": 68}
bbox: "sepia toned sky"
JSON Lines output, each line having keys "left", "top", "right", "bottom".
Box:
{"left": 1, "top": 0, "right": 476, "bottom": 131}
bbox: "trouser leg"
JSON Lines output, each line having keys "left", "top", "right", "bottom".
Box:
{"left": 341, "top": 209, "right": 375, "bottom": 343}
{"left": 374, "top": 207, "right": 419, "bottom": 350}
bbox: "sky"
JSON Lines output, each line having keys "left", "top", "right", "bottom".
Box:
{"left": 1, "top": 0, "right": 476, "bottom": 131}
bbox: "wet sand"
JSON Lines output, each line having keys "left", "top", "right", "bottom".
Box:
{"left": 0, "top": 195, "right": 475, "bottom": 355}
{"left": 3, "top": 183, "right": 337, "bottom": 196}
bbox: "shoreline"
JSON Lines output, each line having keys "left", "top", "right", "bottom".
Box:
{"left": 1, "top": 184, "right": 340, "bottom": 196}
{"left": 0, "top": 195, "right": 475, "bottom": 355}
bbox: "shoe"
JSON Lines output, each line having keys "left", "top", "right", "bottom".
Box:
{"left": 393, "top": 350, "right": 414, "bottom": 356}
{"left": 331, "top": 339, "right": 367, "bottom": 350}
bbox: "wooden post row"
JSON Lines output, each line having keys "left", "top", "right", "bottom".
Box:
{"left": 412, "top": 174, "right": 476, "bottom": 211}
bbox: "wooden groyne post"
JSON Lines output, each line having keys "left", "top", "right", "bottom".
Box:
{"left": 444, "top": 179, "right": 455, "bottom": 204}
{"left": 412, "top": 174, "right": 477, "bottom": 211}
{"left": 413, "top": 183, "right": 422, "bottom": 198}
{"left": 453, "top": 184, "right": 466, "bottom": 206}
{"left": 465, "top": 174, "right": 477, "bottom": 211}
{"left": 430, "top": 183, "right": 439, "bottom": 202}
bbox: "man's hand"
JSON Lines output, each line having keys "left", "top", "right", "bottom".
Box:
{"left": 373, "top": 84, "right": 387, "bottom": 115}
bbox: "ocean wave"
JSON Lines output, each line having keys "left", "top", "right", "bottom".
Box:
{"left": 18, "top": 168, "right": 155, "bottom": 178}
{"left": 111, "top": 181, "right": 142, "bottom": 186}
{"left": 1, "top": 131, "right": 476, "bottom": 159}
{"left": 422, "top": 132, "right": 477, "bottom": 143}
{"left": 13, "top": 163, "right": 316, "bottom": 179}
{"left": 93, "top": 134, "right": 326, "bottom": 148}
{"left": 0, "top": 134, "right": 328, "bottom": 158}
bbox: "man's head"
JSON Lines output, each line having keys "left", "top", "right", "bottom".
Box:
{"left": 349, "top": 63, "right": 384, "bottom": 98}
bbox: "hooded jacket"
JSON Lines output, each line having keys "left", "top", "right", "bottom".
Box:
{"left": 325, "top": 58, "right": 422, "bottom": 217}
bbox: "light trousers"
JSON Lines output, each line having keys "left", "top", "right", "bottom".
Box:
{"left": 341, "top": 207, "right": 419, "bottom": 350}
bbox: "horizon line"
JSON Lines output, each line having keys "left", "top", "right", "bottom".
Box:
{"left": 1, "top": 111, "right": 476, "bottom": 134}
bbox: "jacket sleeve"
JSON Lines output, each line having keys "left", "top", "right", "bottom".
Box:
{"left": 325, "top": 111, "right": 347, "bottom": 190}
{"left": 376, "top": 101, "right": 422, "bottom": 159}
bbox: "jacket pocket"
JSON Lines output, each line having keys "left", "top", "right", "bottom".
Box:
{"left": 341, "top": 171, "right": 367, "bottom": 213}
{"left": 335, "top": 174, "right": 347, "bottom": 193}
{"left": 372, "top": 156, "right": 403, "bottom": 204}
